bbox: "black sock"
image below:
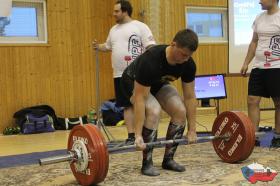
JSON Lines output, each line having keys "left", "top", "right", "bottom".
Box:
{"left": 163, "top": 122, "right": 185, "bottom": 161}
{"left": 128, "top": 133, "right": 135, "bottom": 139}
{"left": 142, "top": 127, "right": 157, "bottom": 164}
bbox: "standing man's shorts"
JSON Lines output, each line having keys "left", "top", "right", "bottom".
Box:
{"left": 248, "top": 68, "right": 280, "bottom": 98}
{"left": 114, "top": 77, "right": 129, "bottom": 107}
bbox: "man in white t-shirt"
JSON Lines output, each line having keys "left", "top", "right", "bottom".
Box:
{"left": 93, "top": 0, "right": 156, "bottom": 144}
{"left": 241, "top": 0, "right": 280, "bottom": 148}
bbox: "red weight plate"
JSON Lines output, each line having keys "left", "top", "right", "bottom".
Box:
{"left": 95, "top": 126, "right": 109, "bottom": 184}
{"left": 234, "top": 112, "right": 255, "bottom": 161}
{"left": 212, "top": 111, "right": 255, "bottom": 163}
{"left": 85, "top": 125, "right": 109, "bottom": 184}
{"left": 68, "top": 125, "right": 104, "bottom": 186}
{"left": 84, "top": 125, "right": 104, "bottom": 184}
{"left": 93, "top": 125, "right": 109, "bottom": 183}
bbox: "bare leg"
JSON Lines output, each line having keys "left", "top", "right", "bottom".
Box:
{"left": 247, "top": 95, "right": 262, "bottom": 131}
{"left": 124, "top": 107, "right": 134, "bottom": 141}
{"left": 271, "top": 97, "right": 280, "bottom": 147}
{"left": 156, "top": 85, "right": 186, "bottom": 124}
{"left": 144, "top": 94, "right": 161, "bottom": 129}
{"left": 272, "top": 97, "right": 280, "bottom": 134}
{"left": 124, "top": 93, "right": 161, "bottom": 145}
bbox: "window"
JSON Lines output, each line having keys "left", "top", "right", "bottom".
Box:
{"left": 0, "top": 0, "right": 47, "bottom": 43}
{"left": 186, "top": 7, "right": 228, "bottom": 43}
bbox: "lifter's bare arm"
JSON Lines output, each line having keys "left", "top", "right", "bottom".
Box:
{"left": 240, "top": 32, "right": 258, "bottom": 76}
{"left": 182, "top": 81, "right": 197, "bottom": 143}
{"left": 92, "top": 39, "right": 110, "bottom": 52}
{"left": 133, "top": 81, "right": 150, "bottom": 150}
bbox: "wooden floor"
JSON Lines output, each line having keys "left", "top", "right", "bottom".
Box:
{"left": 0, "top": 111, "right": 275, "bottom": 157}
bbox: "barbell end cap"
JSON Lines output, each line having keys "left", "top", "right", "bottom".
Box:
{"left": 225, "top": 132, "right": 232, "bottom": 140}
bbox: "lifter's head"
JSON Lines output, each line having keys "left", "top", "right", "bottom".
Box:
{"left": 169, "top": 29, "right": 198, "bottom": 64}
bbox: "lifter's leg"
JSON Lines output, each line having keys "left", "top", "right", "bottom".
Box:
{"left": 141, "top": 95, "right": 161, "bottom": 176}
{"left": 156, "top": 84, "right": 186, "bottom": 172}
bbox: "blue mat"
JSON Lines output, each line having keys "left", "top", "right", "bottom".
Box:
{"left": 258, "top": 130, "right": 275, "bottom": 147}
{"left": 0, "top": 131, "right": 274, "bottom": 169}
{"left": 0, "top": 149, "right": 67, "bottom": 169}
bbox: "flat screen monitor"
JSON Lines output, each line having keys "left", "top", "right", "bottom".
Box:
{"left": 195, "top": 74, "right": 227, "bottom": 100}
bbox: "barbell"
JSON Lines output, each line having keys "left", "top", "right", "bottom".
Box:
{"left": 38, "top": 111, "right": 265, "bottom": 186}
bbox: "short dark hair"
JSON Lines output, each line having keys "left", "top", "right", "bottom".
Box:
{"left": 173, "top": 29, "right": 198, "bottom": 52}
{"left": 115, "top": 0, "right": 133, "bottom": 17}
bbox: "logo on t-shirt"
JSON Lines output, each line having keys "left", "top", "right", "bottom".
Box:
{"left": 269, "top": 35, "right": 280, "bottom": 56}
{"left": 161, "top": 75, "right": 178, "bottom": 82}
{"left": 128, "top": 34, "right": 144, "bottom": 60}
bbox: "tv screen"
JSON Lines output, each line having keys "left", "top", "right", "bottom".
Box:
{"left": 195, "top": 74, "right": 227, "bottom": 99}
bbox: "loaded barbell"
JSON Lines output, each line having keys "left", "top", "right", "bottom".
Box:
{"left": 38, "top": 111, "right": 265, "bottom": 186}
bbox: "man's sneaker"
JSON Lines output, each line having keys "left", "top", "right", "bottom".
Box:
{"left": 125, "top": 137, "right": 135, "bottom": 145}
{"left": 255, "top": 139, "right": 260, "bottom": 146}
{"left": 270, "top": 137, "right": 280, "bottom": 148}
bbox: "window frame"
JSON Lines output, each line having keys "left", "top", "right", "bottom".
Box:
{"left": 185, "top": 6, "right": 228, "bottom": 44}
{"left": 0, "top": 0, "right": 48, "bottom": 44}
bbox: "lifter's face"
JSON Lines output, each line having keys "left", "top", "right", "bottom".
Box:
{"left": 169, "top": 42, "right": 193, "bottom": 64}
{"left": 113, "top": 4, "right": 127, "bottom": 23}
{"left": 259, "top": 0, "right": 277, "bottom": 10}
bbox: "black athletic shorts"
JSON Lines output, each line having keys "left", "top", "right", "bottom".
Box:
{"left": 248, "top": 68, "right": 280, "bottom": 98}
{"left": 114, "top": 77, "right": 128, "bottom": 107}
{"left": 118, "top": 73, "right": 168, "bottom": 108}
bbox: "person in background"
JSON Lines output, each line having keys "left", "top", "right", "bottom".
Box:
{"left": 240, "top": 0, "right": 280, "bottom": 147}
{"left": 93, "top": 0, "right": 156, "bottom": 144}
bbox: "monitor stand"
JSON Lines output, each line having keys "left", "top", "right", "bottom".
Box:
{"left": 199, "top": 99, "right": 220, "bottom": 116}
{"left": 201, "top": 99, "right": 210, "bottom": 107}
